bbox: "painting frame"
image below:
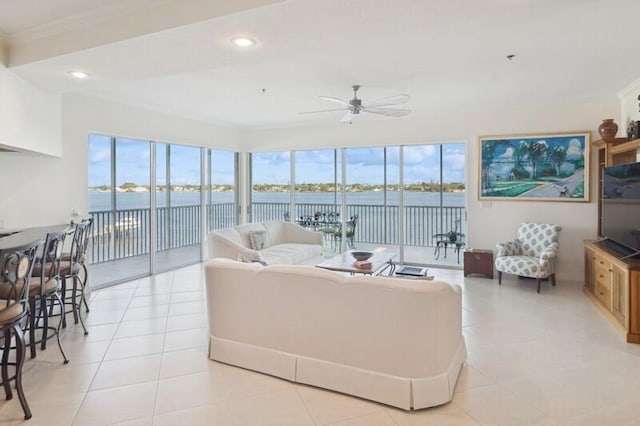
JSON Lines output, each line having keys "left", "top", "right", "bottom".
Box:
{"left": 478, "top": 131, "right": 590, "bottom": 202}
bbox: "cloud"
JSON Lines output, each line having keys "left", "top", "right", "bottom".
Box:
{"left": 90, "top": 148, "right": 111, "bottom": 163}
{"left": 499, "top": 147, "right": 514, "bottom": 158}
{"left": 566, "top": 138, "right": 583, "bottom": 160}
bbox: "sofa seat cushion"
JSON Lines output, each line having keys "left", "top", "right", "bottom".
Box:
{"left": 260, "top": 243, "right": 323, "bottom": 265}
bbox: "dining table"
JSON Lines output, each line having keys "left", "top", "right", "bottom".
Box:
{"left": 0, "top": 224, "right": 72, "bottom": 251}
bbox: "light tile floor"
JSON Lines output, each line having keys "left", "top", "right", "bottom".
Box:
{"left": 1, "top": 265, "right": 640, "bottom": 425}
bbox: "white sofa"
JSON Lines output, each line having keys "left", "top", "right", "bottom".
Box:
{"left": 204, "top": 258, "right": 467, "bottom": 410}
{"left": 207, "top": 221, "right": 323, "bottom": 265}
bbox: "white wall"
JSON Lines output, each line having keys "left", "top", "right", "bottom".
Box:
{"left": 0, "top": 94, "right": 241, "bottom": 229}
{"left": 0, "top": 64, "right": 61, "bottom": 155}
{"left": 243, "top": 97, "right": 619, "bottom": 281}
{"left": 620, "top": 78, "right": 640, "bottom": 133}
{"left": 0, "top": 83, "right": 622, "bottom": 281}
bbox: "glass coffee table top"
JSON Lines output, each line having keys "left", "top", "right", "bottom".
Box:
{"left": 316, "top": 249, "right": 396, "bottom": 275}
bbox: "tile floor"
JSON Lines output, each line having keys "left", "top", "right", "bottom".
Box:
{"left": 1, "top": 264, "right": 639, "bottom": 425}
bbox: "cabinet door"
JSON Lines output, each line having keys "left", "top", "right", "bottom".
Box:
{"left": 584, "top": 248, "right": 596, "bottom": 293}
{"left": 611, "top": 263, "right": 629, "bottom": 327}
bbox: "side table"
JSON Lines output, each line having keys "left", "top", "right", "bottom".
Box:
{"left": 463, "top": 249, "right": 494, "bottom": 278}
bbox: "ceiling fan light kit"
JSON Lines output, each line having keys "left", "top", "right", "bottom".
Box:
{"left": 299, "top": 85, "right": 411, "bottom": 123}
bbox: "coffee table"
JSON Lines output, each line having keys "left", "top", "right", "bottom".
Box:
{"left": 316, "top": 250, "right": 396, "bottom": 276}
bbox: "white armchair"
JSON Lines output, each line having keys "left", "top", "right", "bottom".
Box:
{"left": 494, "top": 223, "right": 562, "bottom": 293}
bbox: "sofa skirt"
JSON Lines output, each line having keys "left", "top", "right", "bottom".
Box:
{"left": 209, "top": 335, "right": 466, "bottom": 410}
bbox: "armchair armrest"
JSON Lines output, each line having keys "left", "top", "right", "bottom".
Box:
{"left": 539, "top": 242, "right": 559, "bottom": 269}
{"left": 496, "top": 239, "right": 521, "bottom": 257}
{"left": 208, "top": 232, "right": 264, "bottom": 262}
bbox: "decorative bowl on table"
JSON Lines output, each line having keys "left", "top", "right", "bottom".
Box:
{"left": 351, "top": 251, "right": 373, "bottom": 262}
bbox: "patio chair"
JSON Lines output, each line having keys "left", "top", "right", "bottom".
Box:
{"left": 332, "top": 215, "right": 358, "bottom": 250}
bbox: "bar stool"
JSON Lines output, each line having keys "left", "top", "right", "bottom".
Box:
{"left": 0, "top": 241, "right": 40, "bottom": 420}
{"left": 61, "top": 218, "right": 93, "bottom": 316}
{"left": 47, "top": 222, "right": 90, "bottom": 335}
{"left": 28, "top": 230, "right": 69, "bottom": 363}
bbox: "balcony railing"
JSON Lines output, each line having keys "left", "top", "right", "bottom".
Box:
{"left": 252, "top": 202, "right": 467, "bottom": 246}
{"left": 89, "top": 202, "right": 466, "bottom": 264}
{"left": 89, "top": 203, "right": 235, "bottom": 263}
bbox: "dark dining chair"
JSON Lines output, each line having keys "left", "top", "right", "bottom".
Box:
{"left": 28, "top": 230, "right": 69, "bottom": 362}
{"left": 0, "top": 241, "right": 40, "bottom": 420}
{"left": 63, "top": 217, "right": 93, "bottom": 315}
{"left": 49, "top": 221, "right": 91, "bottom": 335}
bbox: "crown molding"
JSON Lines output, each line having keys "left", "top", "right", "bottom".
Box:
{"left": 6, "top": 0, "right": 174, "bottom": 45}
{"left": 5, "top": 0, "right": 285, "bottom": 67}
{"left": 618, "top": 76, "right": 640, "bottom": 99}
{"left": 70, "top": 91, "right": 242, "bottom": 131}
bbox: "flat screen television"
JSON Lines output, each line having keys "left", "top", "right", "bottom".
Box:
{"left": 602, "top": 162, "right": 640, "bottom": 256}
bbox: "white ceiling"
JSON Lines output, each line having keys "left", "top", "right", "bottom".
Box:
{"left": 2, "top": 0, "right": 639, "bottom": 128}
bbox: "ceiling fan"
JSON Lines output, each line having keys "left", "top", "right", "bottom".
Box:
{"left": 299, "top": 85, "right": 411, "bottom": 123}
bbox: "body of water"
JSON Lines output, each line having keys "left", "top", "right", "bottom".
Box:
{"left": 89, "top": 190, "right": 466, "bottom": 211}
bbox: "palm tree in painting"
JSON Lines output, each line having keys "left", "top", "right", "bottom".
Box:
{"left": 529, "top": 141, "right": 548, "bottom": 179}
{"left": 548, "top": 145, "right": 567, "bottom": 176}
{"left": 510, "top": 140, "right": 531, "bottom": 180}
{"left": 481, "top": 142, "right": 498, "bottom": 190}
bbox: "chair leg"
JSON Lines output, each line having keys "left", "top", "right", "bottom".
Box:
{"left": 551, "top": 274, "right": 556, "bottom": 286}
{"left": 2, "top": 329, "right": 12, "bottom": 399}
{"left": 74, "top": 276, "right": 89, "bottom": 335}
{"left": 60, "top": 278, "right": 67, "bottom": 329}
{"left": 536, "top": 278, "right": 541, "bottom": 293}
{"left": 28, "top": 298, "right": 37, "bottom": 359}
{"left": 71, "top": 277, "right": 79, "bottom": 324}
{"left": 81, "top": 264, "right": 90, "bottom": 313}
{"left": 13, "top": 326, "right": 32, "bottom": 420}
{"left": 41, "top": 296, "right": 49, "bottom": 351}
{"left": 53, "top": 292, "right": 69, "bottom": 364}
{"left": 498, "top": 271, "right": 502, "bottom": 285}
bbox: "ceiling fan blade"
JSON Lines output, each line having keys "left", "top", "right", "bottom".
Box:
{"left": 340, "top": 111, "right": 353, "bottom": 123}
{"left": 319, "top": 96, "right": 350, "bottom": 106}
{"left": 361, "top": 107, "right": 411, "bottom": 117}
{"left": 364, "top": 94, "right": 411, "bottom": 108}
{"left": 298, "top": 107, "right": 349, "bottom": 115}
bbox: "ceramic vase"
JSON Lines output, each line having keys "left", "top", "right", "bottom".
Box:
{"left": 598, "top": 119, "right": 618, "bottom": 141}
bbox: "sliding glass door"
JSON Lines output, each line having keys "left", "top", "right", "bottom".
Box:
{"left": 207, "top": 149, "right": 237, "bottom": 232}
{"left": 403, "top": 144, "right": 466, "bottom": 266}
{"left": 344, "top": 147, "right": 400, "bottom": 255}
{"left": 294, "top": 149, "right": 341, "bottom": 252}
{"left": 250, "top": 151, "right": 291, "bottom": 222}
{"left": 155, "top": 144, "right": 202, "bottom": 272}
{"left": 88, "top": 134, "right": 237, "bottom": 287}
{"left": 248, "top": 143, "right": 466, "bottom": 268}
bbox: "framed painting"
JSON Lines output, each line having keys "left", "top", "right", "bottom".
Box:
{"left": 478, "top": 131, "right": 590, "bottom": 202}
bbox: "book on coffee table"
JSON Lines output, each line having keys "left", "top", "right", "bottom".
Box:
{"left": 395, "top": 266, "right": 428, "bottom": 277}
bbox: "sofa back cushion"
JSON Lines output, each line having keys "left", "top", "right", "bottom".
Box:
{"left": 206, "top": 259, "right": 462, "bottom": 378}
{"left": 214, "top": 227, "right": 243, "bottom": 245}
{"left": 235, "top": 223, "right": 268, "bottom": 249}
{"left": 262, "top": 221, "right": 287, "bottom": 245}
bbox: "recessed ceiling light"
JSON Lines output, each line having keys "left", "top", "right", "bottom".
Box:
{"left": 69, "top": 70, "right": 90, "bottom": 79}
{"left": 231, "top": 36, "right": 256, "bottom": 48}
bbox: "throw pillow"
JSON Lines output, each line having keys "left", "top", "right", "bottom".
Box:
{"left": 237, "top": 254, "right": 267, "bottom": 266}
{"left": 248, "top": 230, "right": 269, "bottom": 250}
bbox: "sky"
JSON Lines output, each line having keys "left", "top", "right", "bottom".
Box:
{"left": 88, "top": 134, "right": 466, "bottom": 186}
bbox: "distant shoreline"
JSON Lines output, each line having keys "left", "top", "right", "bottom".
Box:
{"left": 89, "top": 182, "right": 466, "bottom": 193}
